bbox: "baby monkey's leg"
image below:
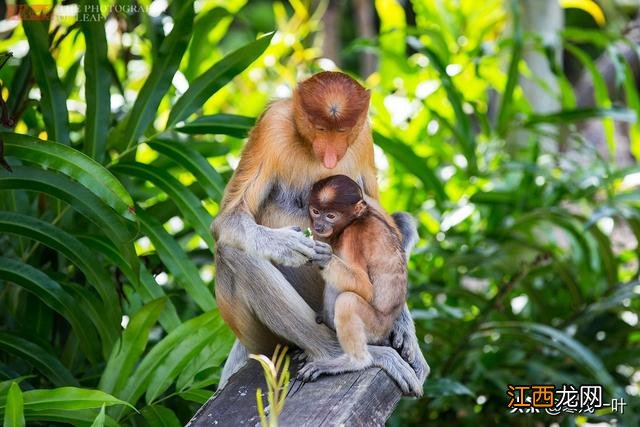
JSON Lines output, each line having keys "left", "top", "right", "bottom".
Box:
{"left": 298, "top": 292, "right": 421, "bottom": 395}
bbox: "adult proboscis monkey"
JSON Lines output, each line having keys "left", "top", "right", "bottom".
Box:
{"left": 212, "top": 71, "right": 429, "bottom": 395}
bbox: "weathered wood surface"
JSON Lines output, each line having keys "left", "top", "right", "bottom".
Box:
{"left": 186, "top": 359, "right": 403, "bottom": 427}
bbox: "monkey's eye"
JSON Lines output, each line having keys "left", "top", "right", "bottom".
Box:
{"left": 311, "top": 208, "right": 320, "bottom": 216}
{"left": 326, "top": 213, "right": 336, "bottom": 220}
{"left": 316, "top": 127, "right": 326, "bottom": 132}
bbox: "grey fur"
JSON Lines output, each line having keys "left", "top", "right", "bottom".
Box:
{"left": 392, "top": 212, "right": 418, "bottom": 254}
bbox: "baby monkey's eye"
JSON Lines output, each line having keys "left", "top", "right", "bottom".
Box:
{"left": 311, "top": 208, "right": 320, "bottom": 215}
{"left": 326, "top": 213, "right": 336, "bottom": 220}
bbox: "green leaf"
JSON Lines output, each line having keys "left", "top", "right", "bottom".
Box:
{"left": 423, "top": 378, "right": 474, "bottom": 398}
{"left": 496, "top": 0, "right": 523, "bottom": 137}
{"left": 15, "top": 387, "right": 133, "bottom": 412}
{"left": 174, "top": 114, "right": 255, "bottom": 138}
{"left": 80, "top": 0, "right": 110, "bottom": 162}
{"left": 100, "top": 298, "right": 167, "bottom": 395}
{"left": 3, "top": 383, "right": 24, "bottom": 427}
{"left": 140, "top": 405, "right": 181, "bottom": 427}
{"left": 166, "top": 32, "right": 273, "bottom": 127}
{"left": 113, "top": 311, "right": 222, "bottom": 419}
{"left": 622, "top": 57, "right": 640, "bottom": 160}
{"left": 175, "top": 330, "right": 233, "bottom": 392}
{"left": 112, "top": 161, "right": 215, "bottom": 251}
{"left": 113, "top": 0, "right": 194, "bottom": 148}
{"left": 4, "top": 134, "right": 135, "bottom": 221}
{"left": 0, "top": 211, "right": 121, "bottom": 334}
{"left": 373, "top": 132, "right": 446, "bottom": 204}
{"left": 0, "top": 257, "right": 103, "bottom": 362}
{"left": 525, "top": 107, "right": 635, "bottom": 125}
{"left": 0, "top": 332, "right": 78, "bottom": 387}
{"left": 148, "top": 139, "right": 225, "bottom": 202}
{"left": 77, "top": 235, "right": 181, "bottom": 331}
{"left": 22, "top": 408, "right": 119, "bottom": 427}
{"left": 145, "top": 320, "right": 225, "bottom": 403}
{"left": 476, "top": 322, "right": 618, "bottom": 393}
{"left": 135, "top": 208, "right": 216, "bottom": 312}
{"left": 22, "top": 16, "right": 70, "bottom": 144}
{"left": 90, "top": 404, "right": 105, "bottom": 427}
{"left": 408, "top": 41, "right": 476, "bottom": 173}
{"left": 565, "top": 43, "right": 615, "bottom": 155}
{"left": 178, "top": 389, "right": 213, "bottom": 404}
{"left": 0, "top": 166, "right": 137, "bottom": 244}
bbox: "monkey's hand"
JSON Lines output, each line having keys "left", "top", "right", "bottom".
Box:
{"left": 253, "top": 226, "right": 317, "bottom": 267}
{"left": 311, "top": 241, "right": 332, "bottom": 268}
{"left": 390, "top": 305, "right": 430, "bottom": 384}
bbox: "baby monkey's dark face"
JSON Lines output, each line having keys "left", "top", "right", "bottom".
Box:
{"left": 308, "top": 175, "right": 367, "bottom": 240}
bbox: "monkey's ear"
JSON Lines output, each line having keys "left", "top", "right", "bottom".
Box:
{"left": 354, "top": 199, "right": 367, "bottom": 217}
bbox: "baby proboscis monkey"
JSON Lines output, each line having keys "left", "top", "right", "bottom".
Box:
{"left": 299, "top": 174, "right": 419, "bottom": 393}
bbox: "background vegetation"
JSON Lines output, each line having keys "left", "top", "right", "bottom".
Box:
{"left": 0, "top": 0, "right": 639, "bottom": 425}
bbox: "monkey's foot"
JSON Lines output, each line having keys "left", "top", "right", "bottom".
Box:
{"left": 291, "top": 349, "right": 309, "bottom": 363}
{"left": 297, "top": 356, "right": 367, "bottom": 382}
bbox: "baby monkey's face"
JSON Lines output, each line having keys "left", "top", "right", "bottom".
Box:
{"left": 309, "top": 205, "right": 344, "bottom": 238}
{"left": 307, "top": 174, "right": 368, "bottom": 240}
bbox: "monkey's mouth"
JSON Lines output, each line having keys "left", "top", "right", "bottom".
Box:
{"left": 313, "top": 230, "right": 333, "bottom": 238}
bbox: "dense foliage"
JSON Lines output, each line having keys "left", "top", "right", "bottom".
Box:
{"left": 0, "top": 0, "right": 638, "bottom": 426}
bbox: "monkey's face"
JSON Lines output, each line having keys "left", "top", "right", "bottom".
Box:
{"left": 309, "top": 205, "right": 345, "bottom": 238}
{"left": 310, "top": 128, "right": 349, "bottom": 169}
{"left": 294, "top": 72, "right": 371, "bottom": 169}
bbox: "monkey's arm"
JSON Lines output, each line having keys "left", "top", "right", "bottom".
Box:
{"left": 212, "top": 107, "right": 320, "bottom": 267}
{"left": 321, "top": 255, "right": 374, "bottom": 302}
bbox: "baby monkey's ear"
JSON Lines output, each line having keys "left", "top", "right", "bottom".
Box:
{"left": 354, "top": 199, "right": 367, "bottom": 217}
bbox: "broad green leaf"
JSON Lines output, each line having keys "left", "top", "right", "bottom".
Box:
{"left": 373, "top": 132, "right": 446, "bottom": 204}
{"left": 113, "top": 0, "right": 194, "bottom": 148}
{"left": 496, "top": 0, "right": 523, "bottom": 138}
{"left": 4, "top": 134, "right": 135, "bottom": 221}
{"left": 622, "top": 57, "right": 640, "bottom": 160}
{"left": 136, "top": 208, "right": 216, "bottom": 312}
{"left": 113, "top": 311, "right": 222, "bottom": 419}
{"left": 112, "top": 162, "right": 215, "bottom": 251}
{"left": 100, "top": 298, "right": 167, "bottom": 395}
{"left": 0, "top": 211, "right": 120, "bottom": 331}
{"left": 80, "top": 0, "right": 110, "bottom": 162}
{"left": 166, "top": 32, "right": 273, "bottom": 127}
{"left": 0, "top": 166, "right": 137, "bottom": 244}
{"left": 148, "top": 139, "right": 225, "bottom": 202}
{"left": 423, "top": 378, "right": 474, "bottom": 398}
{"left": 16, "top": 387, "right": 133, "bottom": 412}
{"left": 176, "top": 328, "right": 233, "bottom": 391}
{"left": 0, "top": 332, "right": 78, "bottom": 387}
{"left": 145, "top": 321, "right": 225, "bottom": 403}
{"left": 6, "top": 56, "right": 31, "bottom": 117}
{"left": 408, "top": 40, "right": 476, "bottom": 172}
{"left": 3, "top": 383, "right": 24, "bottom": 427}
{"left": 90, "top": 404, "right": 105, "bottom": 427}
{"left": 565, "top": 44, "right": 615, "bottom": 155}
{"left": 22, "top": 16, "right": 70, "bottom": 144}
{"left": 525, "top": 107, "right": 635, "bottom": 125}
{"left": 140, "top": 405, "right": 181, "bottom": 427}
{"left": 22, "top": 409, "right": 119, "bottom": 427}
{"left": 0, "top": 257, "right": 102, "bottom": 362}
{"left": 476, "top": 322, "right": 618, "bottom": 393}
{"left": 174, "top": 114, "right": 255, "bottom": 138}
{"left": 178, "top": 389, "right": 213, "bottom": 404}
{"left": 77, "top": 235, "right": 181, "bottom": 331}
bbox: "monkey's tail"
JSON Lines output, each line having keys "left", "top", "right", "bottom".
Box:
{"left": 392, "top": 212, "right": 418, "bottom": 255}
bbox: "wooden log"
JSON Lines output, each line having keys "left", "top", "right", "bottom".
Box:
{"left": 186, "top": 358, "right": 403, "bottom": 426}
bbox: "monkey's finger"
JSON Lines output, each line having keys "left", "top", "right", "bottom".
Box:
{"left": 313, "top": 241, "right": 332, "bottom": 254}
{"left": 290, "top": 226, "right": 302, "bottom": 232}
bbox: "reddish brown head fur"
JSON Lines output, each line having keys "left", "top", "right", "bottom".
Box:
{"left": 297, "top": 72, "right": 370, "bottom": 130}
{"left": 309, "top": 175, "right": 363, "bottom": 210}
